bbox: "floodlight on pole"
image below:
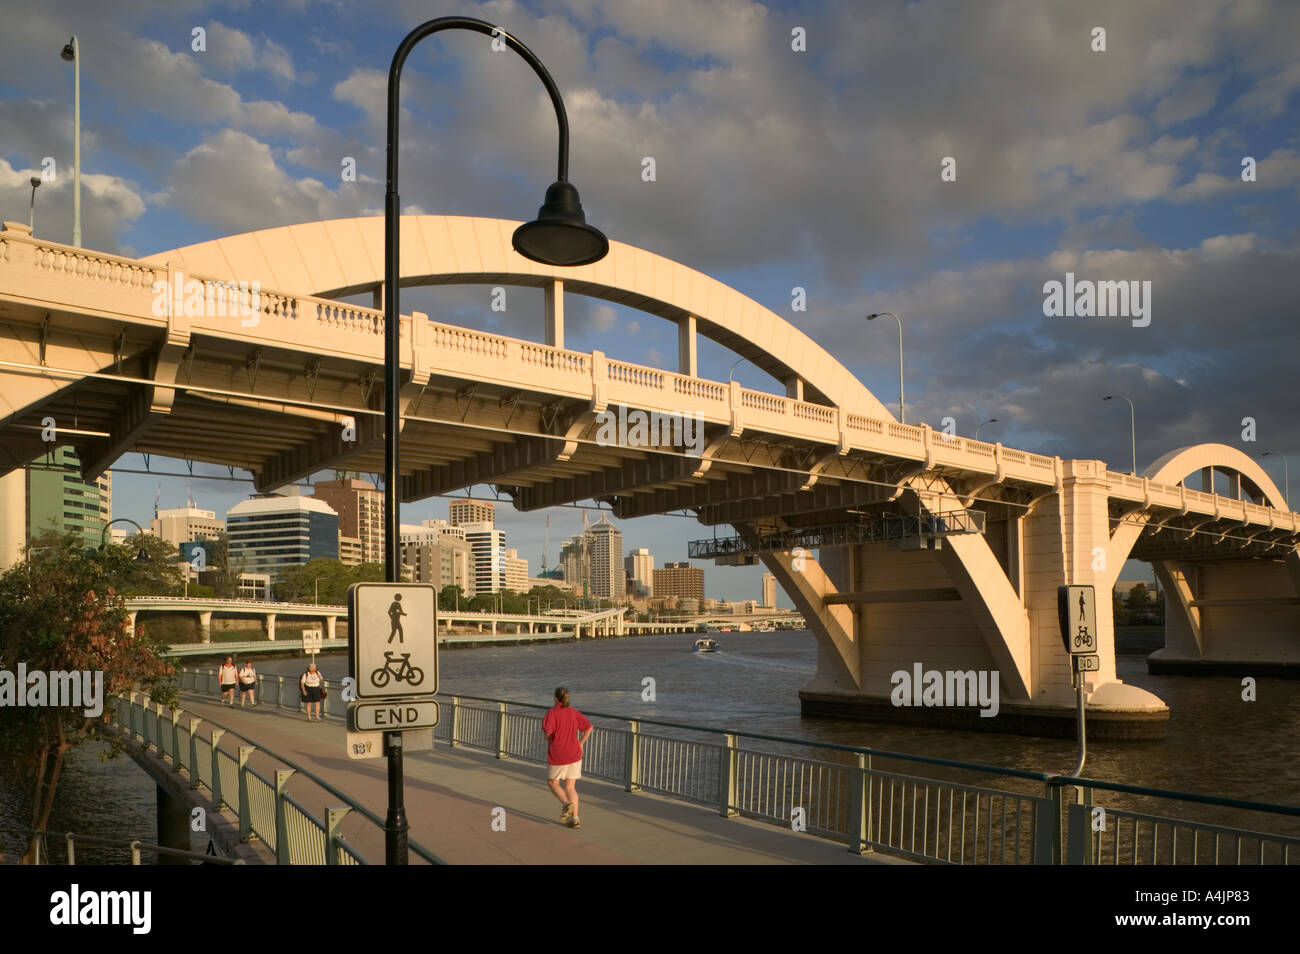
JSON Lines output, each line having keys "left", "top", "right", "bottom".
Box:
{"left": 865, "top": 313, "right": 904, "bottom": 424}
{"left": 28, "top": 177, "right": 40, "bottom": 233}
{"left": 975, "top": 418, "right": 999, "bottom": 441}
{"left": 1102, "top": 395, "right": 1137, "bottom": 475}
{"left": 60, "top": 36, "right": 80, "bottom": 248}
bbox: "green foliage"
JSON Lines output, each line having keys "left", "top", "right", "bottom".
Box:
{"left": 0, "top": 532, "right": 176, "bottom": 860}
{"left": 274, "top": 559, "right": 385, "bottom": 605}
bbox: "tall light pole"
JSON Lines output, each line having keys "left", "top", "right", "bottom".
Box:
{"left": 1263, "top": 452, "right": 1290, "bottom": 509}
{"left": 383, "top": 16, "right": 607, "bottom": 865}
{"left": 975, "top": 417, "right": 998, "bottom": 441}
{"left": 60, "top": 36, "right": 80, "bottom": 248}
{"left": 1103, "top": 395, "right": 1137, "bottom": 475}
{"left": 728, "top": 355, "right": 750, "bottom": 382}
{"left": 865, "top": 313, "right": 904, "bottom": 424}
{"left": 28, "top": 177, "right": 41, "bottom": 233}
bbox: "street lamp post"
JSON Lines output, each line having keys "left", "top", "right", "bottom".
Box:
{"left": 1103, "top": 395, "right": 1137, "bottom": 475}
{"left": 382, "top": 16, "right": 607, "bottom": 865}
{"left": 28, "top": 177, "right": 41, "bottom": 233}
{"left": 1263, "top": 452, "right": 1290, "bottom": 509}
{"left": 975, "top": 417, "right": 998, "bottom": 442}
{"left": 865, "top": 313, "right": 904, "bottom": 424}
{"left": 99, "top": 518, "right": 150, "bottom": 562}
{"left": 60, "top": 36, "right": 80, "bottom": 248}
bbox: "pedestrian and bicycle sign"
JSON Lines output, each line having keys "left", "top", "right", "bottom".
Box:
{"left": 1057, "top": 584, "right": 1099, "bottom": 655}
{"left": 348, "top": 583, "right": 438, "bottom": 700}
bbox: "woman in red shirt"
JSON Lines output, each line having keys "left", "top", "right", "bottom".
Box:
{"left": 542, "top": 687, "right": 592, "bottom": 829}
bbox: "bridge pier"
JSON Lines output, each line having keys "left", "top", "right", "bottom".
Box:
{"left": 773, "top": 460, "right": 1171, "bottom": 740}
{"left": 265, "top": 613, "right": 276, "bottom": 641}
{"left": 198, "top": 611, "right": 212, "bottom": 643}
{"left": 326, "top": 616, "right": 337, "bottom": 640}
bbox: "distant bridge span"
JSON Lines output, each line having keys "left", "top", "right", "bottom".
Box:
{"left": 2, "top": 215, "right": 1298, "bottom": 737}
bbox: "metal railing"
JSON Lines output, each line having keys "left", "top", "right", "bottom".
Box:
{"left": 176, "top": 668, "right": 1300, "bottom": 864}
{"left": 0, "top": 827, "right": 243, "bottom": 865}
{"left": 113, "top": 690, "right": 443, "bottom": 865}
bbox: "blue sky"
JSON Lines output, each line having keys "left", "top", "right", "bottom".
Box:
{"left": 3, "top": 0, "right": 1299, "bottom": 598}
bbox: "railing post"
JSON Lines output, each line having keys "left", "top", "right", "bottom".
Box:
{"left": 624, "top": 720, "right": 641, "bottom": 792}
{"left": 188, "top": 718, "right": 202, "bottom": 789}
{"left": 274, "top": 770, "right": 294, "bottom": 864}
{"left": 275, "top": 675, "right": 285, "bottom": 709}
{"left": 1035, "top": 781, "right": 1063, "bottom": 865}
{"left": 130, "top": 840, "right": 141, "bottom": 866}
{"left": 1066, "top": 801, "right": 1090, "bottom": 865}
{"left": 326, "top": 807, "right": 350, "bottom": 865}
{"left": 849, "top": 753, "right": 872, "bottom": 854}
{"left": 65, "top": 833, "right": 75, "bottom": 865}
{"left": 171, "top": 708, "right": 182, "bottom": 770}
{"left": 718, "top": 733, "right": 738, "bottom": 818}
{"left": 238, "top": 747, "right": 254, "bottom": 842}
{"left": 209, "top": 729, "right": 225, "bottom": 810}
{"left": 449, "top": 696, "right": 460, "bottom": 747}
{"left": 496, "top": 702, "right": 508, "bottom": 759}
{"left": 128, "top": 692, "right": 138, "bottom": 739}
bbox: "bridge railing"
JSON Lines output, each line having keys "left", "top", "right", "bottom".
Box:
{"left": 0, "top": 827, "right": 244, "bottom": 865}
{"left": 114, "top": 688, "right": 441, "bottom": 865}
{"left": 171, "top": 668, "right": 1300, "bottom": 865}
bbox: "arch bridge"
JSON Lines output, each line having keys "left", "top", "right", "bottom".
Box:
{"left": 1, "top": 215, "right": 1296, "bottom": 738}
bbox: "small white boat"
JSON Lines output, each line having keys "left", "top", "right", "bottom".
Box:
{"left": 693, "top": 637, "right": 720, "bottom": 653}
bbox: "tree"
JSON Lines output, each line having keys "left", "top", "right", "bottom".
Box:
{"left": 1124, "top": 583, "right": 1155, "bottom": 623}
{"left": 0, "top": 533, "right": 175, "bottom": 863}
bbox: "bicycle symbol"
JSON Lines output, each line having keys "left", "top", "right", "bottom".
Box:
{"left": 371, "top": 652, "right": 425, "bottom": 688}
{"left": 1074, "top": 626, "right": 1093, "bottom": 649}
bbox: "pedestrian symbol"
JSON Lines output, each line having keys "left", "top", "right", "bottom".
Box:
{"left": 348, "top": 583, "right": 438, "bottom": 700}
{"left": 388, "top": 594, "right": 406, "bottom": 644}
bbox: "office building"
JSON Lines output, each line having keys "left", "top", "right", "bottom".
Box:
{"left": 400, "top": 521, "right": 472, "bottom": 591}
{"left": 504, "top": 548, "right": 529, "bottom": 592}
{"left": 24, "top": 445, "right": 112, "bottom": 549}
{"left": 560, "top": 533, "right": 587, "bottom": 590}
{"left": 338, "top": 535, "right": 363, "bottom": 566}
{"left": 310, "top": 478, "right": 384, "bottom": 564}
{"left": 449, "top": 499, "right": 495, "bottom": 528}
{"left": 462, "top": 521, "right": 507, "bottom": 594}
{"left": 625, "top": 547, "right": 654, "bottom": 597}
{"left": 587, "top": 516, "right": 624, "bottom": 600}
{"left": 151, "top": 503, "right": 223, "bottom": 548}
{"left": 226, "top": 489, "right": 339, "bottom": 576}
{"left": 654, "top": 561, "right": 705, "bottom": 601}
{"left": 762, "top": 572, "right": 777, "bottom": 608}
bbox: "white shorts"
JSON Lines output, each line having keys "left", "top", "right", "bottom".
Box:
{"left": 548, "top": 761, "right": 582, "bottom": 781}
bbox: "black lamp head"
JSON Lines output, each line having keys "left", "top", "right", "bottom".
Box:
{"left": 135, "top": 546, "right": 150, "bottom": 563}
{"left": 60, "top": 39, "right": 76, "bottom": 62}
{"left": 512, "top": 181, "right": 608, "bottom": 267}
{"left": 30, "top": 177, "right": 41, "bottom": 189}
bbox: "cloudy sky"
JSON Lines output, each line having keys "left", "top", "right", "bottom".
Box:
{"left": 4, "top": 0, "right": 1298, "bottom": 600}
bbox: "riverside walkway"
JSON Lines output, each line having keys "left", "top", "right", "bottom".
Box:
{"left": 173, "top": 689, "right": 901, "bottom": 865}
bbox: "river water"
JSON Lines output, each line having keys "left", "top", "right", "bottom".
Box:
{"left": 5, "top": 629, "right": 1297, "bottom": 857}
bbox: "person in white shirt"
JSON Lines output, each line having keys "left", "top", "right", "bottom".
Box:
{"left": 300, "top": 663, "right": 325, "bottom": 721}
{"left": 238, "top": 661, "right": 258, "bottom": 707}
{"left": 218, "top": 657, "right": 238, "bottom": 705}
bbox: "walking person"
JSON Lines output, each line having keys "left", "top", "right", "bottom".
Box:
{"left": 218, "top": 656, "right": 238, "bottom": 705}
{"left": 542, "top": 687, "right": 593, "bottom": 829}
{"left": 238, "top": 660, "right": 258, "bottom": 707}
{"left": 300, "top": 662, "right": 325, "bottom": 721}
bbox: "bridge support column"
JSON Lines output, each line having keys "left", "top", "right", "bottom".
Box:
{"left": 128, "top": 610, "right": 139, "bottom": 633}
{"left": 265, "top": 613, "right": 276, "bottom": 641}
{"left": 491, "top": 620, "right": 497, "bottom": 635}
{"left": 155, "top": 784, "right": 191, "bottom": 865}
{"left": 198, "top": 611, "right": 212, "bottom": 643}
{"left": 326, "top": 616, "right": 337, "bottom": 640}
{"left": 677, "top": 315, "right": 697, "bottom": 376}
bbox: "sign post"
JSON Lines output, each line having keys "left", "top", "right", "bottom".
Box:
{"left": 1057, "top": 584, "right": 1099, "bottom": 779}
{"left": 302, "top": 627, "right": 322, "bottom": 665}
{"left": 347, "top": 582, "right": 438, "bottom": 863}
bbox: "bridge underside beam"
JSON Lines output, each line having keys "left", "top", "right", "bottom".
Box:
{"left": 610, "top": 469, "right": 815, "bottom": 521}
{"left": 511, "top": 453, "right": 699, "bottom": 511}
{"left": 254, "top": 400, "right": 384, "bottom": 492}
{"left": 696, "top": 480, "right": 896, "bottom": 526}
{"left": 402, "top": 435, "right": 565, "bottom": 502}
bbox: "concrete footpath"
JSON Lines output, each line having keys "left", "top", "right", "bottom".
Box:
{"left": 178, "top": 691, "right": 909, "bottom": 865}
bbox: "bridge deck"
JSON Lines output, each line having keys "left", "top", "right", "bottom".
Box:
{"left": 177, "top": 691, "right": 903, "bottom": 865}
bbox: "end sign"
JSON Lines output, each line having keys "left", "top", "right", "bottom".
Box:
{"left": 1057, "top": 584, "right": 1098, "bottom": 655}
